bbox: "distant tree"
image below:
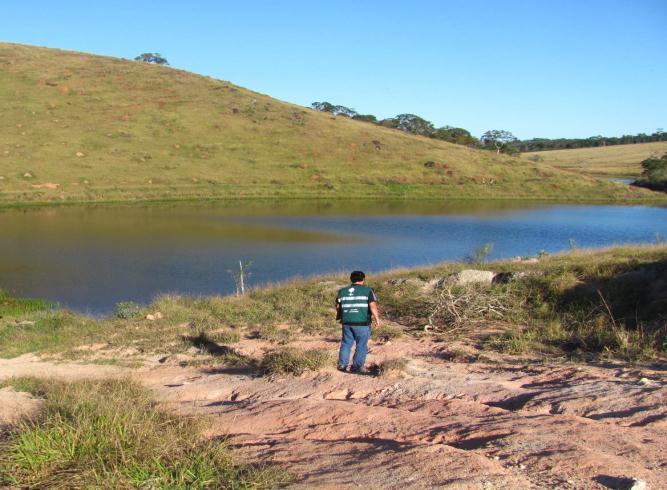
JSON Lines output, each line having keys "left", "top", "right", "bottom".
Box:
{"left": 380, "top": 114, "right": 434, "bottom": 136}
{"left": 331, "top": 105, "right": 358, "bottom": 118}
{"left": 311, "top": 101, "right": 335, "bottom": 112}
{"left": 432, "top": 126, "right": 478, "bottom": 145}
{"left": 311, "top": 101, "right": 357, "bottom": 117}
{"left": 481, "top": 129, "right": 518, "bottom": 154}
{"left": 353, "top": 114, "right": 378, "bottom": 123}
{"left": 134, "top": 53, "right": 169, "bottom": 65}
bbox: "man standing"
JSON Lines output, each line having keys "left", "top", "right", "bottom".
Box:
{"left": 336, "top": 270, "right": 381, "bottom": 374}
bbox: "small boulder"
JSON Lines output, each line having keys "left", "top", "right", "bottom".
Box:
{"left": 23, "top": 172, "right": 33, "bottom": 178}
{"left": 75, "top": 151, "right": 85, "bottom": 157}
{"left": 441, "top": 270, "right": 495, "bottom": 287}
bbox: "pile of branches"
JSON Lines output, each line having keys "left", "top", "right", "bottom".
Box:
{"left": 427, "top": 284, "right": 511, "bottom": 333}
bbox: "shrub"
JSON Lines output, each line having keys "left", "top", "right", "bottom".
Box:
{"left": 636, "top": 153, "right": 667, "bottom": 191}
{"left": 114, "top": 301, "right": 142, "bottom": 319}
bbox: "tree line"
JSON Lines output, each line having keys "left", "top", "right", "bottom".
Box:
{"left": 311, "top": 101, "right": 665, "bottom": 155}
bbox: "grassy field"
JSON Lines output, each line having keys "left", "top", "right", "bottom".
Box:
{"left": 522, "top": 141, "right": 667, "bottom": 178}
{"left": 1, "top": 245, "right": 665, "bottom": 362}
{"left": 0, "top": 42, "right": 663, "bottom": 205}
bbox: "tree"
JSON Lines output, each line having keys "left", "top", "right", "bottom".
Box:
{"left": 311, "top": 102, "right": 357, "bottom": 118}
{"left": 353, "top": 114, "right": 378, "bottom": 123}
{"left": 432, "top": 126, "right": 478, "bottom": 146}
{"left": 134, "top": 53, "right": 169, "bottom": 65}
{"left": 480, "top": 130, "right": 518, "bottom": 154}
{"left": 380, "top": 114, "right": 434, "bottom": 136}
{"left": 311, "top": 101, "right": 335, "bottom": 113}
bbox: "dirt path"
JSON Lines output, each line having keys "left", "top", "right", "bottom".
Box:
{"left": 1, "top": 338, "right": 665, "bottom": 489}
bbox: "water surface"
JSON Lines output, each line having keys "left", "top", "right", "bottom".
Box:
{"left": 1, "top": 200, "right": 666, "bottom": 314}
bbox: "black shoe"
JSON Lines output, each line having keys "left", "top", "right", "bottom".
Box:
{"left": 350, "top": 367, "right": 369, "bottom": 375}
{"left": 337, "top": 365, "right": 348, "bottom": 373}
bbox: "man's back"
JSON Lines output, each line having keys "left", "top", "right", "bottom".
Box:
{"left": 336, "top": 283, "right": 376, "bottom": 326}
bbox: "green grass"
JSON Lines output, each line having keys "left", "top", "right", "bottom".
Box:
{"left": 522, "top": 141, "right": 667, "bottom": 178}
{"left": 0, "top": 42, "right": 662, "bottom": 205}
{"left": 0, "top": 291, "right": 51, "bottom": 317}
{"left": 0, "top": 377, "right": 288, "bottom": 488}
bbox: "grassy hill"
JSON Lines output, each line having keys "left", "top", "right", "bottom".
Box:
{"left": 0, "top": 43, "right": 662, "bottom": 205}
{"left": 522, "top": 141, "right": 667, "bottom": 179}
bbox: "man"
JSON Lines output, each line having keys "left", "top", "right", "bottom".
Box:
{"left": 336, "top": 270, "right": 381, "bottom": 374}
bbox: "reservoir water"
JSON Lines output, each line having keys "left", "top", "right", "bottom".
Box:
{"left": 1, "top": 200, "right": 666, "bottom": 315}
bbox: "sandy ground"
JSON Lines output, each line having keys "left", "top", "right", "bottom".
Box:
{"left": 1, "top": 333, "right": 665, "bottom": 489}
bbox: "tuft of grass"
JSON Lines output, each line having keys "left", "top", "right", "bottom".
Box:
{"left": 375, "top": 358, "right": 409, "bottom": 377}
{"left": 0, "top": 377, "right": 288, "bottom": 488}
{"left": 373, "top": 324, "right": 404, "bottom": 342}
{"left": 260, "top": 347, "right": 331, "bottom": 375}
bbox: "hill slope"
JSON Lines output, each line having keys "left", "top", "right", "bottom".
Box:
{"left": 522, "top": 141, "right": 667, "bottom": 179}
{"left": 0, "top": 43, "right": 660, "bottom": 204}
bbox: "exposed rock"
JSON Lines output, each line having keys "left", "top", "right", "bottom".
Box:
{"left": 146, "top": 312, "right": 163, "bottom": 321}
{"left": 23, "top": 172, "right": 33, "bottom": 178}
{"left": 75, "top": 151, "right": 85, "bottom": 157}
{"left": 438, "top": 270, "right": 496, "bottom": 287}
{"left": 630, "top": 479, "right": 647, "bottom": 490}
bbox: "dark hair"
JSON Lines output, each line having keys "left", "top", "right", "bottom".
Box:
{"left": 350, "top": 270, "right": 365, "bottom": 282}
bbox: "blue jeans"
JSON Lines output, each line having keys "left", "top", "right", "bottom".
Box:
{"left": 338, "top": 325, "right": 371, "bottom": 371}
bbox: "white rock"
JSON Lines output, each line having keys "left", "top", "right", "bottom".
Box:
{"left": 447, "top": 270, "right": 496, "bottom": 286}
{"left": 630, "top": 479, "right": 647, "bottom": 490}
{"left": 23, "top": 172, "right": 33, "bottom": 178}
{"left": 146, "top": 314, "right": 156, "bottom": 321}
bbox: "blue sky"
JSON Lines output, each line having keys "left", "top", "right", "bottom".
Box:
{"left": 3, "top": 1, "right": 665, "bottom": 139}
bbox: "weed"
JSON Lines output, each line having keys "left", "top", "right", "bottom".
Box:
{"left": 467, "top": 242, "right": 494, "bottom": 265}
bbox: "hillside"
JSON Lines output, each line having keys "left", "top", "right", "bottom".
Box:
{"left": 522, "top": 141, "right": 667, "bottom": 179}
{"left": 0, "top": 43, "right": 661, "bottom": 204}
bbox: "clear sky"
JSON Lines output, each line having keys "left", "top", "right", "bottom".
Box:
{"left": 3, "top": 1, "right": 666, "bottom": 139}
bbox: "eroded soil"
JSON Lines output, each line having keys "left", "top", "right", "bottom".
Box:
{"left": 1, "top": 332, "right": 665, "bottom": 489}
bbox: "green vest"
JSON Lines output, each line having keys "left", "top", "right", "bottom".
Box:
{"left": 337, "top": 284, "right": 375, "bottom": 326}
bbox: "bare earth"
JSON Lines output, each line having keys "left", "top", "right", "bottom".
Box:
{"left": 1, "top": 332, "right": 665, "bottom": 489}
